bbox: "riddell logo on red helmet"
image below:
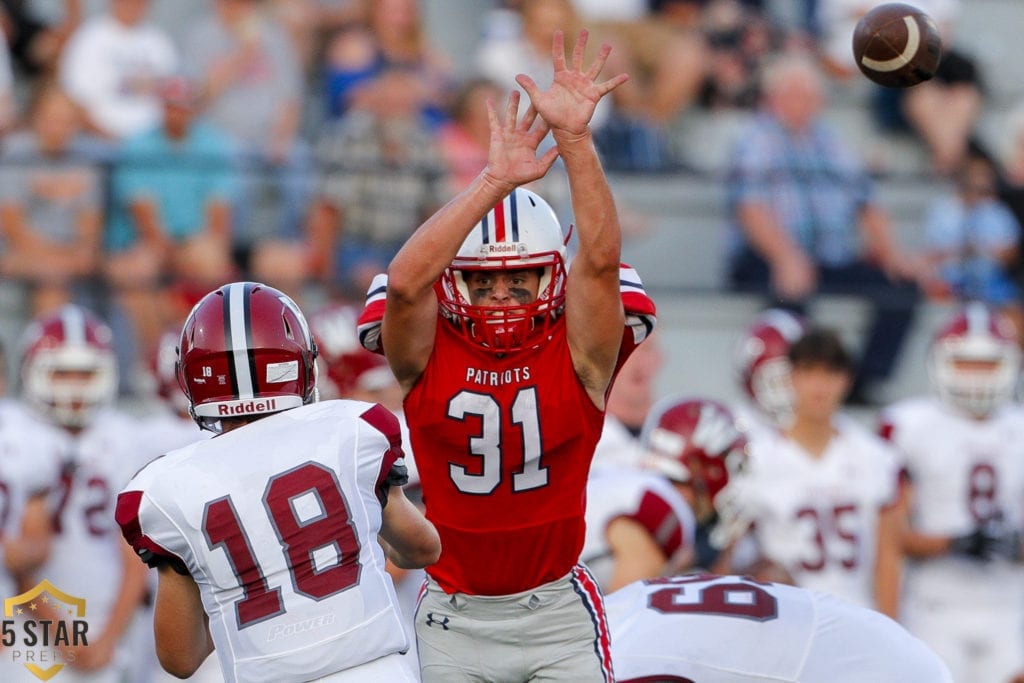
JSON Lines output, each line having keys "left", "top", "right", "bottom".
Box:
{"left": 217, "top": 398, "right": 278, "bottom": 416}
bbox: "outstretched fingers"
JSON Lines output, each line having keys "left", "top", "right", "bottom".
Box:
{"left": 517, "top": 103, "right": 538, "bottom": 133}
{"left": 504, "top": 90, "right": 521, "bottom": 130}
{"left": 551, "top": 30, "right": 567, "bottom": 72}
{"left": 538, "top": 146, "right": 560, "bottom": 175}
{"left": 570, "top": 29, "right": 589, "bottom": 72}
{"left": 585, "top": 42, "right": 613, "bottom": 81}
{"left": 597, "top": 72, "right": 630, "bottom": 96}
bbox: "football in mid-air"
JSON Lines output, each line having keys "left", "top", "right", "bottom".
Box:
{"left": 852, "top": 3, "right": 943, "bottom": 88}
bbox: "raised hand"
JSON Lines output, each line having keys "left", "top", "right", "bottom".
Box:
{"left": 482, "top": 89, "right": 559, "bottom": 191}
{"left": 516, "top": 29, "right": 629, "bottom": 137}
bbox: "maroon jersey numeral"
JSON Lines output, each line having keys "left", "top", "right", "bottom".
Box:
{"left": 203, "top": 462, "right": 362, "bottom": 629}
{"left": 646, "top": 576, "right": 778, "bottom": 621}
{"left": 967, "top": 462, "right": 1000, "bottom": 525}
{"left": 793, "top": 503, "right": 861, "bottom": 572}
{"left": 50, "top": 466, "right": 113, "bottom": 538}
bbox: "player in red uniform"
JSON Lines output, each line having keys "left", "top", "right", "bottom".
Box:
{"left": 380, "top": 29, "right": 634, "bottom": 682}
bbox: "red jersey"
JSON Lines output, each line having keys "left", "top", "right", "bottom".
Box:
{"left": 363, "top": 264, "right": 657, "bottom": 595}
{"left": 405, "top": 319, "right": 601, "bottom": 595}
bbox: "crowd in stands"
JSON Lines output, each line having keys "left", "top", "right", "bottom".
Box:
{"left": 0, "top": 0, "right": 1021, "bottom": 403}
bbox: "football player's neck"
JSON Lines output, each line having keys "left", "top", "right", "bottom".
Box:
{"left": 785, "top": 412, "right": 836, "bottom": 459}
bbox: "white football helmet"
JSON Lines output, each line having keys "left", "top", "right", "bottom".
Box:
{"left": 438, "top": 188, "right": 568, "bottom": 351}
{"left": 929, "top": 302, "right": 1021, "bottom": 417}
{"left": 20, "top": 304, "right": 118, "bottom": 428}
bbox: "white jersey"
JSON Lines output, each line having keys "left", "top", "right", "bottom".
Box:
{"left": 607, "top": 574, "right": 953, "bottom": 682}
{"left": 0, "top": 401, "right": 61, "bottom": 600}
{"left": 740, "top": 416, "right": 899, "bottom": 608}
{"left": 882, "top": 397, "right": 1024, "bottom": 609}
{"left": 31, "top": 407, "right": 147, "bottom": 634}
{"left": 591, "top": 416, "right": 644, "bottom": 470}
{"left": 582, "top": 467, "right": 695, "bottom": 591}
{"left": 135, "top": 409, "right": 210, "bottom": 465}
{"left": 117, "top": 400, "right": 410, "bottom": 683}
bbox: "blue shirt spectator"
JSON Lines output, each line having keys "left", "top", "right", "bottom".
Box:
{"left": 107, "top": 121, "right": 236, "bottom": 252}
{"left": 727, "top": 54, "right": 923, "bottom": 406}
{"left": 924, "top": 155, "right": 1021, "bottom": 306}
{"left": 727, "top": 113, "right": 874, "bottom": 268}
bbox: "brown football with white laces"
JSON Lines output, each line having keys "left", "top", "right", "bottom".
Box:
{"left": 852, "top": 3, "right": 943, "bottom": 88}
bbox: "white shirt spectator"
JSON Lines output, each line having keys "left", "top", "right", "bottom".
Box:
{"left": 59, "top": 12, "right": 178, "bottom": 138}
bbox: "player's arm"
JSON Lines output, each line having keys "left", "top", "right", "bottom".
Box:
{"left": 379, "top": 485, "right": 440, "bottom": 570}
{"left": 65, "top": 538, "right": 149, "bottom": 671}
{"left": 153, "top": 563, "right": 214, "bottom": 678}
{"left": 874, "top": 501, "right": 904, "bottom": 619}
{"left": 517, "top": 30, "right": 629, "bottom": 405}
{"left": 3, "top": 492, "right": 52, "bottom": 578}
{"left": 605, "top": 517, "right": 669, "bottom": 592}
{"left": 383, "top": 90, "right": 557, "bottom": 390}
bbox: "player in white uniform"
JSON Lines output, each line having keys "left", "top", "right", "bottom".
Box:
{"left": 0, "top": 403, "right": 62, "bottom": 680}
{"left": 735, "top": 328, "right": 902, "bottom": 616}
{"left": 880, "top": 303, "right": 1024, "bottom": 683}
{"left": 606, "top": 574, "right": 954, "bottom": 683}
{"left": 582, "top": 467, "right": 695, "bottom": 592}
{"left": 731, "top": 308, "right": 806, "bottom": 440}
{"left": 309, "top": 301, "right": 422, "bottom": 653}
{"left": 16, "top": 305, "right": 151, "bottom": 683}
{"left": 116, "top": 282, "right": 440, "bottom": 683}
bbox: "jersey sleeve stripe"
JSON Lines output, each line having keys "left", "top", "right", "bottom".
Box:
{"left": 115, "top": 490, "right": 184, "bottom": 565}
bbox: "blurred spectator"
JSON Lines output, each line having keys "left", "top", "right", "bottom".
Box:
{"left": 0, "top": 0, "right": 82, "bottom": 82}
{"left": 183, "top": 0, "right": 312, "bottom": 260}
{"left": 322, "top": 0, "right": 451, "bottom": 127}
{"left": 0, "top": 85, "right": 102, "bottom": 316}
{"left": 478, "top": 0, "right": 679, "bottom": 171}
{"left": 922, "top": 152, "right": 1022, "bottom": 314}
{"left": 818, "top": 0, "right": 982, "bottom": 174}
{"left": 437, "top": 77, "right": 502, "bottom": 191}
{"left": 569, "top": 0, "right": 707, "bottom": 124}
{"left": 105, "top": 74, "right": 237, "bottom": 367}
{"left": 306, "top": 66, "right": 450, "bottom": 298}
{"left": 697, "top": 0, "right": 783, "bottom": 111}
{"left": 268, "top": 0, "right": 366, "bottom": 72}
{"left": 0, "top": 25, "right": 14, "bottom": 131}
{"left": 726, "top": 53, "right": 922, "bottom": 405}
{"left": 58, "top": 0, "right": 178, "bottom": 140}
{"left": 994, "top": 104, "right": 1024, "bottom": 320}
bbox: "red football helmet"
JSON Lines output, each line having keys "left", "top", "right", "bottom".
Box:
{"left": 437, "top": 188, "right": 568, "bottom": 352}
{"left": 20, "top": 304, "right": 118, "bottom": 428}
{"left": 734, "top": 308, "right": 806, "bottom": 422}
{"left": 177, "top": 282, "right": 318, "bottom": 432}
{"left": 640, "top": 397, "right": 752, "bottom": 548}
{"left": 928, "top": 302, "right": 1021, "bottom": 417}
{"left": 308, "top": 302, "right": 392, "bottom": 398}
{"left": 640, "top": 397, "right": 748, "bottom": 503}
